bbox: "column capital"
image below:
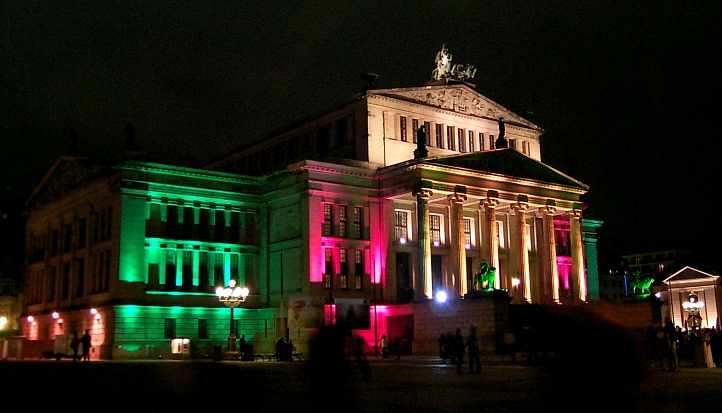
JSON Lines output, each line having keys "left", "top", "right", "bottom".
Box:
{"left": 510, "top": 201, "right": 530, "bottom": 214}
{"left": 447, "top": 192, "right": 467, "bottom": 204}
{"left": 537, "top": 205, "right": 557, "bottom": 216}
{"left": 413, "top": 188, "right": 433, "bottom": 199}
{"left": 481, "top": 197, "right": 499, "bottom": 209}
{"left": 570, "top": 208, "right": 583, "bottom": 219}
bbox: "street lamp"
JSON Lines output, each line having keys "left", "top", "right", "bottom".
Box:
{"left": 216, "top": 279, "right": 249, "bottom": 353}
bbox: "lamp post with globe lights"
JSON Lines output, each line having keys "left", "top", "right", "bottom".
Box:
{"left": 216, "top": 279, "right": 249, "bottom": 352}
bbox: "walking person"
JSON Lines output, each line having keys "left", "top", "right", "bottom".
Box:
{"left": 80, "top": 330, "right": 92, "bottom": 362}
{"left": 380, "top": 335, "right": 389, "bottom": 359}
{"left": 664, "top": 318, "right": 678, "bottom": 372}
{"left": 454, "top": 328, "right": 465, "bottom": 375}
{"left": 70, "top": 331, "right": 80, "bottom": 362}
{"left": 467, "top": 326, "right": 481, "bottom": 374}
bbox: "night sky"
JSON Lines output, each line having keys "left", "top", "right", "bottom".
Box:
{"left": 1, "top": 1, "right": 720, "bottom": 276}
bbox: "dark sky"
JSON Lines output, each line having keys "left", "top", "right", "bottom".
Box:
{"left": 2, "top": 0, "right": 721, "bottom": 273}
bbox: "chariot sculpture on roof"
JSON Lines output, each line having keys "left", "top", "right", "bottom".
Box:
{"left": 431, "top": 45, "right": 477, "bottom": 82}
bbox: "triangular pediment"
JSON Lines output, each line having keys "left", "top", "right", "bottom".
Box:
{"left": 26, "top": 157, "right": 108, "bottom": 208}
{"left": 425, "top": 149, "right": 587, "bottom": 190}
{"left": 663, "top": 266, "right": 719, "bottom": 283}
{"left": 369, "top": 84, "right": 540, "bottom": 130}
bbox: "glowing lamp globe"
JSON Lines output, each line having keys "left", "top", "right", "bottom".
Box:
{"left": 0, "top": 316, "right": 7, "bottom": 328}
{"left": 90, "top": 308, "right": 98, "bottom": 315}
{"left": 399, "top": 237, "right": 407, "bottom": 245}
{"left": 51, "top": 312, "right": 60, "bottom": 319}
{"left": 433, "top": 240, "right": 440, "bottom": 247}
{"left": 511, "top": 278, "right": 521, "bottom": 288}
{"left": 215, "top": 287, "right": 224, "bottom": 297}
{"left": 27, "top": 315, "right": 35, "bottom": 323}
{"left": 435, "top": 290, "right": 448, "bottom": 304}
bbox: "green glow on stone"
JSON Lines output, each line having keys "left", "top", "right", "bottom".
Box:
{"left": 145, "top": 291, "right": 215, "bottom": 297}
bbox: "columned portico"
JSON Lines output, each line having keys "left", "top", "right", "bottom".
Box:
{"left": 481, "top": 195, "right": 500, "bottom": 290}
{"left": 414, "top": 188, "right": 433, "bottom": 300}
{"left": 569, "top": 209, "right": 587, "bottom": 303}
{"left": 448, "top": 192, "right": 468, "bottom": 297}
{"left": 540, "top": 206, "right": 560, "bottom": 304}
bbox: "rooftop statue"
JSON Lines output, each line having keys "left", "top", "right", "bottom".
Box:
{"left": 432, "top": 45, "right": 453, "bottom": 80}
{"left": 494, "top": 117, "right": 509, "bottom": 148}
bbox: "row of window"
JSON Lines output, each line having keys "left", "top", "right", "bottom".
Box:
{"left": 146, "top": 203, "right": 257, "bottom": 244}
{"left": 393, "top": 209, "right": 539, "bottom": 251}
{"left": 25, "top": 250, "right": 112, "bottom": 305}
{"left": 398, "top": 116, "right": 533, "bottom": 156}
{"left": 163, "top": 318, "right": 265, "bottom": 339}
{"left": 233, "top": 115, "right": 355, "bottom": 176}
{"left": 146, "top": 249, "right": 254, "bottom": 293}
{"left": 27, "top": 207, "right": 113, "bottom": 263}
{"left": 322, "top": 204, "right": 365, "bottom": 239}
{"left": 322, "top": 247, "right": 366, "bottom": 290}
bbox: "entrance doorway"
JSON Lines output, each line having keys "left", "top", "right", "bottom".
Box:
{"left": 431, "top": 255, "right": 443, "bottom": 293}
{"left": 396, "top": 252, "right": 412, "bottom": 302}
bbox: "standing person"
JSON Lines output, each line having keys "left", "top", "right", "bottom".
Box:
{"left": 275, "top": 337, "right": 286, "bottom": 361}
{"left": 467, "top": 326, "right": 481, "bottom": 374}
{"left": 380, "top": 335, "right": 388, "bottom": 359}
{"left": 80, "top": 330, "right": 92, "bottom": 362}
{"left": 664, "top": 318, "right": 678, "bottom": 372}
{"left": 70, "top": 331, "right": 80, "bottom": 362}
{"left": 454, "top": 328, "right": 465, "bottom": 375}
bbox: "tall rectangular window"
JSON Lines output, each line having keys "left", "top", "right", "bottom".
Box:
{"left": 215, "top": 210, "right": 225, "bottom": 242}
{"left": 164, "top": 319, "right": 176, "bottom": 339}
{"left": 509, "top": 139, "right": 517, "bottom": 150}
{"left": 496, "top": 221, "right": 506, "bottom": 249}
{"left": 103, "top": 250, "right": 110, "bottom": 291}
{"left": 213, "top": 252, "right": 224, "bottom": 287}
{"left": 231, "top": 254, "right": 239, "bottom": 282}
{"left": 166, "top": 205, "right": 178, "bottom": 238}
{"left": 64, "top": 224, "right": 73, "bottom": 253}
{"left": 183, "top": 207, "right": 194, "bottom": 239}
{"left": 354, "top": 249, "right": 364, "bottom": 290}
{"left": 430, "top": 215, "right": 441, "bottom": 245}
{"left": 230, "top": 212, "right": 240, "bottom": 243}
{"left": 352, "top": 206, "right": 363, "bottom": 239}
{"left": 74, "top": 258, "right": 85, "bottom": 298}
{"left": 400, "top": 116, "right": 407, "bottom": 142}
{"left": 198, "top": 319, "right": 208, "bottom": 339}
{"left": 394, "top": 210, "right": 408, "bottom": 241}
{"left": 468, "top": 130, "right": 475, "bottom": 152}
{"left": 106, "top": 207, "right": 112, "bottom": 240}
{"left": 147, "top": 204, "right": 161, "bottom": 237}
{"left": 424, "top": 121, "right": 431, "bottom": 146}
{"left": 47, "top": 268, "right": 56, "bottom": 301}
{"left": 522, "top": 141, "right": 529, "bottom": 155}
{"left": 435, "top": 124, "right": 444, "bottom": 148}
{"left": 199, "top": 252, "right": 209, "bottom": 291}
{"left": 322, "top": 204, "right": 333, "bottom": 236}
{"left": 182, "top": 250, "right": 193, "bottom": 290}
{"left": 464, "top": 218, "right": 472, "bottom": 247}
{"left": 324, "top": 248, "right": 333, "bottom": 275}
{"left": 199, "top": 209, "right": 210, "bottom": 241}
{"left": 339, "top": 249, "right": 348, "bottom": 289}
{"left": 479, "top": 132, "right": 485, "bottom": 151}
{"left": 412, "top": 119, "right": 419, "bottom": 144}
{"left": 458, "top": 128, "right": 466, "bottom": 152}
{"left": 489, "top": 135, "right": 495, "bottom": 150}
{"left": 447, "top": 126, "right": 455, "bottom": 150}
{"left": 148, "top": 263, "right": 160, "bottom": 288}
{"left": 337, "top": 205, "right": 347, "bottom": 238}
{"left": 77, "top": 218, "right": 87, "bottom": 248}
{"left": 165, "top": 250, "right": 177, "bottom": 290}
{"left": 62, "top": 262, "right": 70, "bottom": 299}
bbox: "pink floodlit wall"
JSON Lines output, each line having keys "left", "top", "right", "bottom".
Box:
{"left": 352, "top": 304, "right": 414, "bottom": 351}
{"left": 557, "top": 256, "right": 572, "bottom": 290}
{"left": 308, "top": 196, "right": 323, "bottom": 282}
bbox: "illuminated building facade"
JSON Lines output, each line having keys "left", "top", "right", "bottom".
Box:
{"left": 658, "top": 266, "right": 720, "bottom": 330}
{"left": 22, "top": 68, "right": 602, "bottom": 358}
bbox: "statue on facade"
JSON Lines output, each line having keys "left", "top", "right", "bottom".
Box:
{"left": 494, "top": 117, "right": 508, "bottom": 149}
{"left": 630, "top": 271, "right": 654, "bottom": 296}
{"left": 414, "top": 126, "right": 428, "bottom": 159}
{"left": 475, "top": 261, "right": 496, "bottom": 292}
{"left": 431, "top": 45, "right": 453, "bottom": 80}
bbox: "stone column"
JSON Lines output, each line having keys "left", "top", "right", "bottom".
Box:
{"left": 448, "top": 192, "right": 468, "bottom": 297}
{"left": 414, "top": 188, "right": 433, "bottom": 300}
{"left": 481, "top": 196, "right": 500, "bottom": 290}
{"left": 570, "top": 209, "right": 587, "bottom": 303}
{"left": 512, "top": 202, "right": 532, "bottom": 303}
{"left": 540, "top": 206, "right": 560, "bottom": 304}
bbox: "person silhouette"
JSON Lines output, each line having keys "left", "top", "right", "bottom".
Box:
{"left": 70, "top": 331, "right": 80, "bottom": 362}
{"left": 81, "top": 330, "right": 92, "bottom": 362}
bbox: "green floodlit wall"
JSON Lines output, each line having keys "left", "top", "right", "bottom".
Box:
{"left": 119, "top": 194, "right": 147, "bottom": 283}
{"left": 582, "top": 219, "right": 603, "bottom": 301}
{"left": 113, "top": 305, "right": 278, "bottom": 358}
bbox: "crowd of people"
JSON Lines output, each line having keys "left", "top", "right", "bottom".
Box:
{"left": 647, "top": 318, "right": 721, "bottom": 370}
{"left": 437, "top": 326, "right": 482, "bottom": 374}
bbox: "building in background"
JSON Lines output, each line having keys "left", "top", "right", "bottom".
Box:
{"left": 22, "top": 49, "right": 602, "bottom": 358}
{"left": 657, "top": 266, "right": 720, "bottom": 330}
{"left": 621, "top": 249, "right": 690, "bottom": 279}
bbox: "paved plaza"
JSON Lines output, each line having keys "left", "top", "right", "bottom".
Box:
{"left": 0, "top": 357, "right": 719, "bottom": 412}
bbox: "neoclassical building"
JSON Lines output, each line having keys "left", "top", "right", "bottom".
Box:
{"left": 22, "top": 55, "right": 601, "bottom": 358}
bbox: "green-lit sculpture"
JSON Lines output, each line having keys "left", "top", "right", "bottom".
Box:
{"left": 630, "top": 271, "right": 654, "bottom": 296}
{"left": 475, "top": 261, "right": 496, "bottom": 292}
